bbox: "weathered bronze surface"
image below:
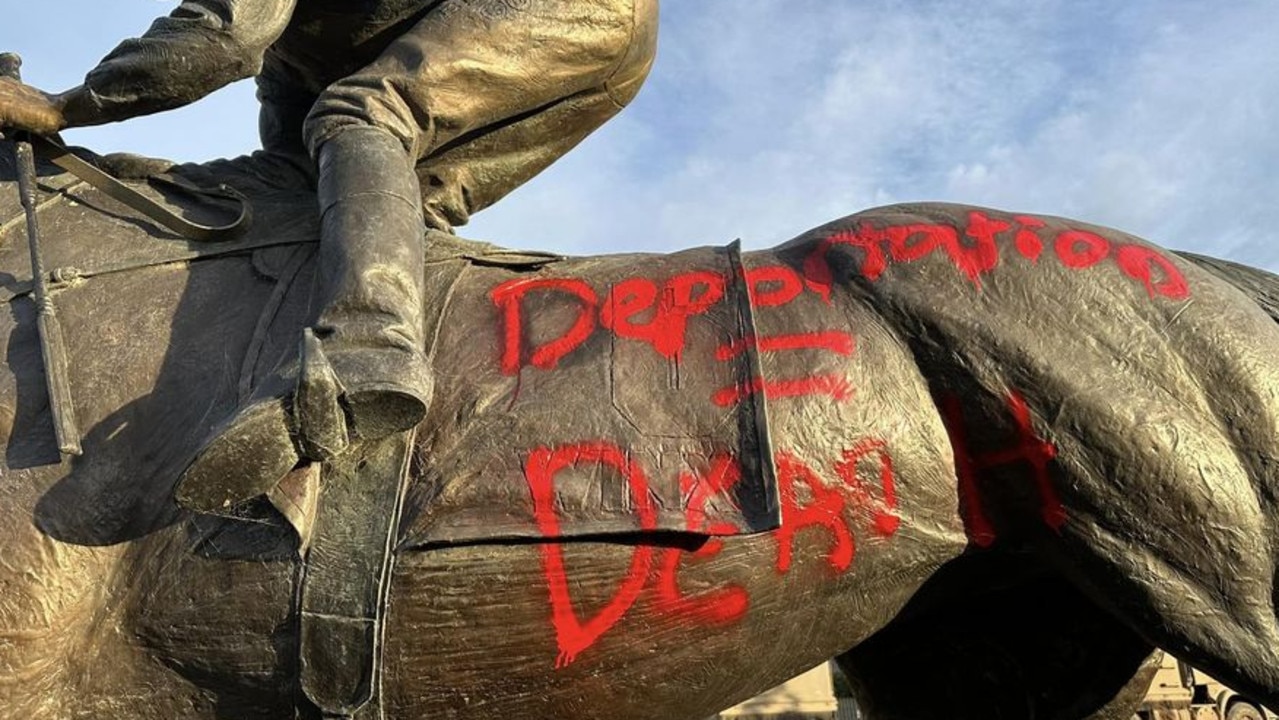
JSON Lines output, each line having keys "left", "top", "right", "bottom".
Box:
{"left": 3, "top": 3, "right": 1279, "bottom": 719}
{"left": 1, "top": 147, "right": 1278, "bottom": 718}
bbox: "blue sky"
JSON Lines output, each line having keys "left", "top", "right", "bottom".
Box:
{"left": 4, "top": 1, "right": 1278, "bottom": 267}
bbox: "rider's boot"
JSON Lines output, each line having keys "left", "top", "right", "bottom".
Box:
{"left": 304, "top": 124, "right": 433, "bottom": 441}
{"left": 175, "top": 126, "right": 431, "bottom": 513}
{"left": 174, "top": 369, "right": 301, "bottom": 513}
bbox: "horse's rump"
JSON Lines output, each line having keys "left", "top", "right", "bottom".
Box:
{"left": 784, "top": 202, "right": 1279, "bottom": 702}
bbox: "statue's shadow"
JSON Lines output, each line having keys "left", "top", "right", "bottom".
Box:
{"left": 2, "top": 151, "right": 318, "bottom": 552}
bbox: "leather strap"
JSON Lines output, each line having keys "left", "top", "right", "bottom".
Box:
{"left": 725, "top": 239, "right": 781, "bottom": 528}
{"left": 299, "top": 430, "right": 416, "bottom": 719}
{"left": 27, "top": 134, "right": 251, "bottom": 242}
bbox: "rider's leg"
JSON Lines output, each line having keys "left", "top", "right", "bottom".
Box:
{"left": 302, "top": 0, "right": 658, "bottom": 229}
{"left": 171, "top": 126, "right": 429, "bottom": 512}
{"left": 294, "top": 0, "right": 658, "bottom": 434}
{"left": 300, "top": 123, "right": 432, "bottom": 441}
{"left": 176, "top": 0, "right": 657, "bottom": 512}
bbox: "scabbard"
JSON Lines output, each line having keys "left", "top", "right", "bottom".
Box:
{"left": 2, "top": 52, "right": 80, "bottom": 456}
{"left": 14, "top": 138, "right": 82, "bottom": 456}
{"left": 300, "top": 430, "right": 415, "bottom": 718}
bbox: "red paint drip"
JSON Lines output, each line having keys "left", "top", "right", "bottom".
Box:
{"left": 715, "top": 331, "right": 855, "bottom": 361}
{"left": 601, "top": 272, "right": 726, "bottom": 361}
{"left": 711, "top": 374, "right": 854, "bottom": 407}
{"left": 525, "top": 442, "right": 657, "bottom": 668}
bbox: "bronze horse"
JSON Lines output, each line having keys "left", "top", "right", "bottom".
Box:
{"left": 2, "top": 148, "right": 1278, "bottom": 719}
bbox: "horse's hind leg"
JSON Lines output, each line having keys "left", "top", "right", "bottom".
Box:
{"left": 836, "top": 553, "right": 1155, "bottom": 720}
{"left": 1046, "top": 522, "right": 1279, "bottom": 713}
{"left": 1041, "top": 446, "right": 1279, "bottom": 712}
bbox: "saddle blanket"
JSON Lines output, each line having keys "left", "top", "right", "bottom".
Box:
{"left": 0, "top": 152, "right": 783, "bottom": 546}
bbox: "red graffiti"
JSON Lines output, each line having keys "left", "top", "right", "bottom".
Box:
{"left": 711, "top": 374, "right": 854, "bottom": 407}
{"left": 527, "top": 439, "right": 900, "bottom": 668}
{"left": 1115, "top": 244, "right": 1190, "bottom": 300}
{"left": 601, "top": 272, "right": 725, "bottom": 361}
{"left": 836, "top": 438, "right": 902, "bottom": 538}
{"left": 1013, "top": 215, "right": 1046, "bottom": 261}
{"left": 493, "top": 263, "right": 856, "bottom": 409}
{"left": 493, "top": 266, "right": 812, "bottom": 375}
{"left": 493, "top": 264, "right": 831, "bottom": 375}
{"left": 885, "top": 219, "right": 1000, "bottom": 284}
{"left": 525, "top": 442, "right": 658, "bottom": 668}
{"left": 716, "top": 331, "right": 855, "bottom": 361}
{"left": 655, "top": 454, "right": 751, "bottom": 625}
{"left": 940, "top": 391, "right": 1066, "bottom": 548}
{"left": 491, "top": 278, "right": 598, "bottom": 374}
{"left": 775, "top": 452, "right": 856, "bottom": 573}
{"left": 802, "top": 210, "right": 1189, "bottom": 301}
{"left": 746, "top": 264, "right": 805, "bottom": 307}
{"left": 1055, "top": 230, "right": 1110, "bottom": 269}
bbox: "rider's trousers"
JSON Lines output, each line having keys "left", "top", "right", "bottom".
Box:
{"left": 257, "top": 0, "right": 658, "bottom": 231}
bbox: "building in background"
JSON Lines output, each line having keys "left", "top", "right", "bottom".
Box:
{"left": 1138, "top": 655, "right": 1273, "bottom": 720}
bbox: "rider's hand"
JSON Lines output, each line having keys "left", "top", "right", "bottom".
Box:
{"left": 0, "top": 77, "right": 65, "bottom": 136}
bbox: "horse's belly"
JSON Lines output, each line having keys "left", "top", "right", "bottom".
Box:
{"left": 378, "top": 528, "right": 962, "bottom": 720}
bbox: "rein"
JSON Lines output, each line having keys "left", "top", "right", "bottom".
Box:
{"left": 27, "top": 134, "right": 251, "bottom": 243}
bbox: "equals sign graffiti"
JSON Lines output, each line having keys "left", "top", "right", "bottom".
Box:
{"left": 711, "top": 330, "right": 857, "bottom": 407}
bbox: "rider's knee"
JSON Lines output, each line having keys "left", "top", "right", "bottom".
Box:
{"left": 302, "top": 83, "right": 423, "bottom": 165}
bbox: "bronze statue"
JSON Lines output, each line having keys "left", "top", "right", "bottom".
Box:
{"left": 0, "top": 145, "right": 1278, "bottom": 718}
{"left": 1, "top": 5, "right": 656, "bottom": 713}
{"left": 4, "top": 4, "right": 1279, "bottom": 720}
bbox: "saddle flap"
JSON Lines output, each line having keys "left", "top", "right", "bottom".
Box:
{"left": 399, "top": 243, "right": 783, "bottom": 548}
